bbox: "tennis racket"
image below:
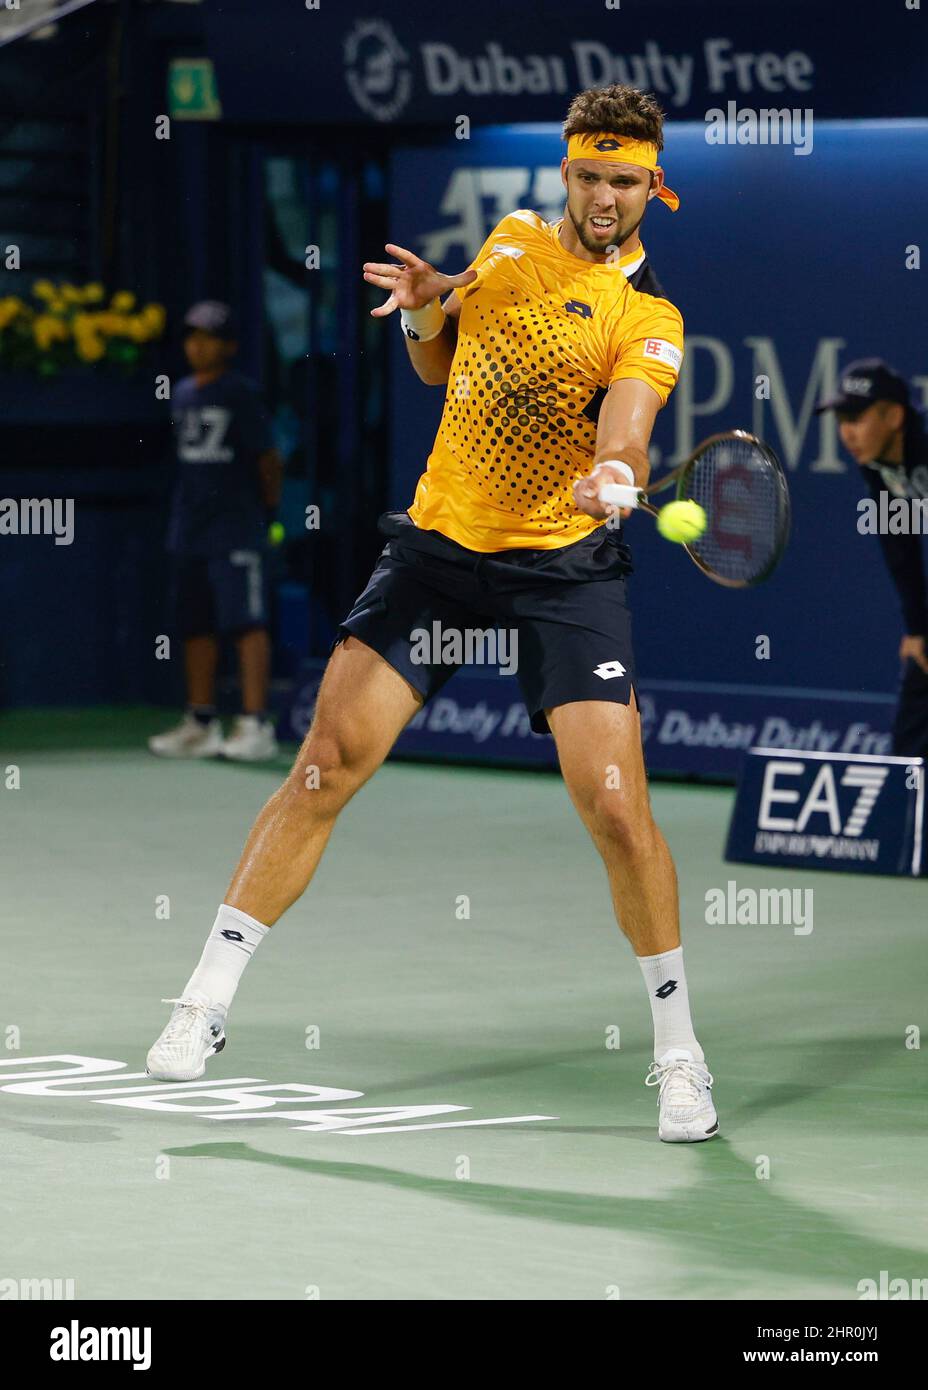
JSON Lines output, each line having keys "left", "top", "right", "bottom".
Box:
{"left": 598, "top": 429, "right": 791, "bottom": 588}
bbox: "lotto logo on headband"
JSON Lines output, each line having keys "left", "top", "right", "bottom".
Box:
{"left": 566, "top": 134, "right": 681, "bottom": 211}
{"left": 643, "top": 339, "right": 683, "bottom": 372}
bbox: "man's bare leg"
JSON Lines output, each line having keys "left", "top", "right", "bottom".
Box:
{"left": 147, "top": 637, "right": 423, "bottom": 1081}
{"left": 546, "top": 692, "right": 702, "bottom": 1061}
{"left": 235, "top": 626, "right": 271, "bottom": 716}
{"left": 185, "top": 635, "right": 219, "bottom": 708}
{"left": 225, "top": 636, "right": 423, "bottom": 924}
{"left": 547, "top": 692, "right": 717, "bottom": 1141}
{"left": 547, "top": 692, "right": 678, "bottom": 958}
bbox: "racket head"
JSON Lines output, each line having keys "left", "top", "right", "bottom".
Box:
{"left": 676, "top": 430, "right": 791, "bottom": 587}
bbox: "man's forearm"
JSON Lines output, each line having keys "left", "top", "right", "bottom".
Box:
{"left": 404, "top": 314, "right": 458, "bottom": 385}
{"left": 258, "top": 449, "right": 283, "bottom": 509}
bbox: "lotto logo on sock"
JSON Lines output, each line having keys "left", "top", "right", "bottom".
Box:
{"left": 655, "top": 980, "right": 678, "bottom": 999}
{"left": 220, "top": 929, "right": 245, "bottom": 942}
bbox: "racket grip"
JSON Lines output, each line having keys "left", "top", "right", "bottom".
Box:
{"left": 598, "top": 482, "right": 642, "bottom": 508}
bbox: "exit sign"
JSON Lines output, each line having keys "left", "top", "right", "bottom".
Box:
{"left": 168, "top": 58, "right": 222, "bottom": 120}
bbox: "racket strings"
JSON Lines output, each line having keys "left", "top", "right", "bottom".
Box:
{"left": 682, "top": 437, "right": 788, "bottom": 585}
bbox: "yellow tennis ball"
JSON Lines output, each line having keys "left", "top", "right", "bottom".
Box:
{"left": 657, "top": 499, "right": 707, "bottom": 543}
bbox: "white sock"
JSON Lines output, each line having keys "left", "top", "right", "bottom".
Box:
{"left": 181, "top": 904, "right": 270, "bottom": 1013}
{"left": 637, "top": 946, "right": 704, "bottom": 1064}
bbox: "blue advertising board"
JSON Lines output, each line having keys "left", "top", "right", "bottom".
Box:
{"left": 279, "top": 659, "right": 899, "bottom": 781}
{"left": 725, "top": 749, "right": 926, "bottom": 877}
{"left": 203, "top": 1, "right": 927, "bottom": 125}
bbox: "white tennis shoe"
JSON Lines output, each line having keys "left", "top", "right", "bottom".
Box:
{"left": 146, "top": 994, "right": 227, "bottom": 1082}
{"left": 645, "top": 1047, "right": 719, "bottom": 1143}
{"left": 220, "top": 715, "right": 278, "bottom": 762}
{"left": 148, "top": 713, "right": 223, "bottom": 759}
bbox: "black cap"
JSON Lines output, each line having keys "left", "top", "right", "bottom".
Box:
{"left": 183, "top": 300, "right": 237, "bottom": 340}
{"left": 815, "top": 358, "right": 909, "bottom": 416}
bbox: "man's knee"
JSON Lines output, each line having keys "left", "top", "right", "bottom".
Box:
{"left": 283, "top": 727, "right": 374, "bottom": 812}
{"left": 582, "top": 785, "right": 657, "bottom": 858}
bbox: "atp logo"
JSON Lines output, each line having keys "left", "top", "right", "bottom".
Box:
{"left": 564, "top": 299, "right": 593, "bottom": 318}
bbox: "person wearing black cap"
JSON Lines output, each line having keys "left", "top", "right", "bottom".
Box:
{"left": 817, "top": 359, "right": 928, "bottom": 758}
{"left": 149, "top": 301, "right": 283, "bottom": 762}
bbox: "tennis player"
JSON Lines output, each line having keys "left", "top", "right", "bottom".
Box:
{"left": 147, "top": 86, "right": 718, "bottom": 1143}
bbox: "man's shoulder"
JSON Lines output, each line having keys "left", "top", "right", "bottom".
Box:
{"left": 174, "top": 374, "right": 198, "bottom": 402}
{"left": 627, "top": 258, "right": 666, "bottom": 300}
{"left": 906, "top": 411, "right": 928, "bottom": 466}
{"left": 498, "top": 208, "right": 549, "bottom": 234}
{"left": 480, "top": 208, "right": 551, "bottom": 251}
{"left": 174, "top": 370, "right": 259, "bottom": 400}
{"left": 617, "top": 277, "right": 684, "bottom": 337}
{"left": 217, "top": 369, "right": 262, "bottom": 400}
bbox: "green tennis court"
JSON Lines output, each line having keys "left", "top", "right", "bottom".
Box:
{"left": 2, "top": 710, "right": 925, "bottom": 1301}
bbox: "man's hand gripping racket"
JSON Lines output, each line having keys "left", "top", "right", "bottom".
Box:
{"left": 591, "top": 430, "right": 791, "bottom": 589}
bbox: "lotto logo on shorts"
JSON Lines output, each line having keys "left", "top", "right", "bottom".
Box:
{"left": 593, "top": 660, "right": 626, "bottom": 680}
{"left": 642, "top": 339, "right": 683, "bottom": 373}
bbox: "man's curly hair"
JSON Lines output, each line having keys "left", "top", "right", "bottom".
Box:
{"left": 561, "top": 85, "right": 666, "bottom": 152}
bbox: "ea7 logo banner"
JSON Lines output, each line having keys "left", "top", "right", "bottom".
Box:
{"left": 725, "top": 749, "right": 926, "bottom": 878}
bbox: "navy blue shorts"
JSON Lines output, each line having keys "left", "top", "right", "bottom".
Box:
{"left": 333, "top": 511, "right": 638, "bottom": 734}
{"left": 171, "top": 549, "right": 269, "bottom": 639}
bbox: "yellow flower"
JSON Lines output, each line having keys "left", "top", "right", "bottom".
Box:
{"left": 33, "top": 279, "right": 56, "bottom": 301}
{"left": 100, "top": 312, "right": 134, "bottom": 337}
{"left": 124, "top": 315, "right": 149, "bottom": 343}
{"left": 83, "top": 283, "right": 104, "bottom": 303}
{"left": 60, "top": 284, "right": 82, "bottom": 304}
{"left": 75, "top": 331, "right": 105, "bottom": 362}
{"left": 33, "top": 313, "right": 69, "bottom": 351}
{"left": 140, "top": 302, "right": 166, "bottom": 336}
{"left": 111, "top": 290, "right": 135, "bottom": 312}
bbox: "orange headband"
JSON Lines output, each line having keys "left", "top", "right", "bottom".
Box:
{"left": 566, "top": 133, "right": 680, "bottom": 211}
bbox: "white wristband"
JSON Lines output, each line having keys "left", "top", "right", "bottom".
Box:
{"left": 592, "top": 459, "right": 636, "bottom": 487}
{"left": 400, "top": 299, "right": 446, "bottom": 343}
